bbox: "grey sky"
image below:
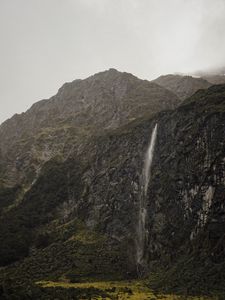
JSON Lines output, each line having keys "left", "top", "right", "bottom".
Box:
{"left": 0, "top": 0, "right": 225, "bottom": 124}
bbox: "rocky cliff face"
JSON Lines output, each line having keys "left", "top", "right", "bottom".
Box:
{"left": 65, "top": 84, "right": 225, "bottom": 271}
{"left": 145, "top": 85, "right": 225, "bottom": 265}
{"left": 0, "top": 71, "right": 224, "bottom": 296}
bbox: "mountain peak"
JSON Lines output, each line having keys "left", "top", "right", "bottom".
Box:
{"left": 86, "top": 68, "right": 137, "bottom": 82}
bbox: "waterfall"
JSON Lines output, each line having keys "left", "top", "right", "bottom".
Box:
{"left": 143, "top": 124, "right": 158, "bottom": 196}
{"left": 137, "top": 123, "right": 158, "bottom": 268}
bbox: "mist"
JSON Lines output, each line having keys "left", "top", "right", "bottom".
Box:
{"left": 0, "top": 0, "right": 225, "bottom": 124}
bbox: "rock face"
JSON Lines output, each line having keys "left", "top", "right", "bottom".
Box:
{"left": 75, "top": 85, "right": 225, "bottom": 272}
{"left": 144, "top": 85, "right": 225, "bottom": 265}
{"left": 0, "top": 70, "right": 224, "bottom": 295}
{"left": 153, "top": 74, "right": 212, "bottom": 100}
{"left": 0, "top": 69, "right": 179, "bottom": 186}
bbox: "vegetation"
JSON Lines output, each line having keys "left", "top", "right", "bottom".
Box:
{"left": 0, "top": 279, "right": 219, "bottom": 299}
{"left": 0, "top": 158, "right": 84, "bottom": 265}
{"left": 147, "top": 255, "right": 225, "bottom": 299}
{"left": 0, "top": 185, "right": 21, "bottom": 214}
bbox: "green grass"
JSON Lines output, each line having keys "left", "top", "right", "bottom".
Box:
{"left": 36, "top": 280, "right": 218, "bottom": 300}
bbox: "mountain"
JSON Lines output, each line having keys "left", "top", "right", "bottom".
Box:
{"left": 0, "top": 69, "right": 179, "bottom": 187}
{"left": 153, "top": 74, "right": 212, "bottom": 100}
{"left": 0, "top": 70, "right": 225, "bottom": 299}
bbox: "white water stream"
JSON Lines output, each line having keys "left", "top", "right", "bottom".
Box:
{"left": 137, "top": 123, "right": 158, "bottom": 267}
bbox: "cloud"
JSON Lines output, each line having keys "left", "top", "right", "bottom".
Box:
{"left": 0, "top": 0, "right": 225, "bottom": 123}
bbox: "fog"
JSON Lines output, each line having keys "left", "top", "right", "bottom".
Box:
{"left": 0, "top": 0, "right": 225, "bottom": 124}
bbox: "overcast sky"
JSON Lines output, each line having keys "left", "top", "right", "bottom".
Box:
{"left": 0, "top": 0, "right": 225, "bottom": 124}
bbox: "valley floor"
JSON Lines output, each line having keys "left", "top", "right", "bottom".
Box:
{"left": 36, "top": 280, "right": 218, "bottom": 300}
